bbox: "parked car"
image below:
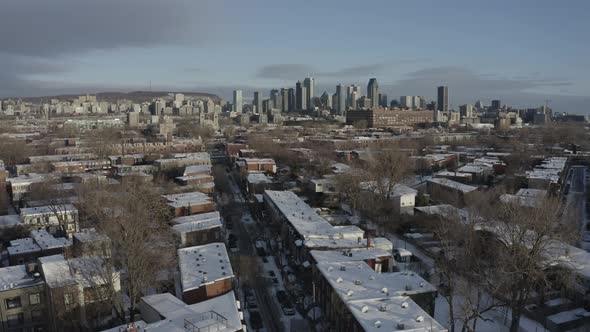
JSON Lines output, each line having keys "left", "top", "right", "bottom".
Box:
{"left": 276, "top": 290, "right": 288, "bottom": 304}
{"left": 249, "top": 311, "right": 263, "bottom": 330}
{"left": 282, "top": 301, "right": 296, "bottom": 316}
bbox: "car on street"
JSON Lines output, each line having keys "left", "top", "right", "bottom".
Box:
{"left": 249, "top": 311, "right": 263, "bottom": 330}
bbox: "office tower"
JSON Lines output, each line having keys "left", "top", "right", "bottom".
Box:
{"left": 288, "top": 88, "right": 295, "bottom": 112}
{"left": 474, "top": 100, "right": 483, "bottom": 109}
{"left": 350, "top": 91, "right": 359, "bottom": 111}
{"left": 459, "top": 104, "right": 474, "bottom": 118}
{"left": 332, "top": 92, "right": 339, "bottom": 111}
{"left": 281, "top": 88, "right": 289, "bottom": 112}
{"left": 303, "top": 77, "right": 315, "bottom": 110}
{"left": 262, "top": 99, "right": 271, "bottom": 113}
{"left": 295, "top": 82, "right": 305, "bottom": 111}
{"left": 270, "top": 89, "right": 281, "bottom": 110}
{"left": 233, "top": 90, "right": 243, "bottom": 113}
{"left": 320, "top": 91, "right": 331, "bottom": 109}
{"left": 491, "top": 100, "right": 501, "bottom": 110}
{"left": 380, "top": 94, "right": 388, "bottom": 108}
{"left": 418, "top": 96, "right": 426, "bottom": 109}
{"left": 253, "top": 92, "right": 262, "bottom": 114}
{"left": 367, "top": 78, "right": 379, "bottom": 109}
{"left": 436, "top": 86, "right": 448, "bottom": 122}
{"left": 175, "top": 93, "right": 185, "bottom": 104}
{"left": 336, "top": 84, "right": 346, "bottom": 115}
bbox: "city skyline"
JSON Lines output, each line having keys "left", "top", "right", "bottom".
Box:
{"left": 1, "top": 0, "right": 589, "bottom": 113}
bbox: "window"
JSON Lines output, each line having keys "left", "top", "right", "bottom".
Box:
{"left": 7, "top": 313, "right": 24, "bottom": 327}
{"left": 31, "top": 310, "right": 43, "bottom": 321}
{"left": 29, "top": 293, "right": 41, "bottom": 305}
{"left": 6, "top": 296, "right": 21, "bottom": 309}
{"left": 64, "top": 293, "right": 74, "bottom": 305}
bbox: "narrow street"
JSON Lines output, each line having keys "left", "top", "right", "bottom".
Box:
{"left": 212, "top": 163, "right": 283, "bottom": 331}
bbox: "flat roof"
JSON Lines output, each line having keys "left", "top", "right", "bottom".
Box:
{"left": 73, "top": 228, "right": 110, "bottom": 243}
{"left": 348, "top": 296, "right": 446, "bottom": 332}
{"left": 31, "top": 229, "right": 72, "bottom": 250}
{"left": 263, "top": 190, "right": 336, "bottom": 239}
{"left": 117, "top": 291, "right": 242, "bottom": 332}
{"left": 20, "top": 204, "right": 77, "bottom": 216}
{"left": 310, "top": 247, "right": 392, "bottom": 264}
{"left": 178, "top": 243, "right": 234, "bottom": 292}
{"left": 247, "top": 172, "right": 273, "bottom": 184}
{"left": 0, "top": 265, "right": 44, "bottom": 291}
{"left": 427, "top": 178, "right": 477, "bottom": 193}
{"left": 184, "top": 165, "right": 211, "bottom": 176}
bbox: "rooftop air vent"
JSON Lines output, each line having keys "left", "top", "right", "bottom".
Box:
{"left": 354, "top": 280, "right": 362, "bottom": 285}
{"left": 340, "top": 266, "right": 346, "bottom": 271}
{"left": 378, "top": 304, "right": 387, "bottom": 312}
{"left": 416, "top": 316, "right": 424, "bottom": 322}
{"left": 381, "top": 287, "right": 388, "bottom": 294}
{"left": 397, "top": 322, "right": 405, "bottom": 330}
{"left": 401, "top": 302, "right": 409, "bottom": 308}
{"left": 336, "top": 277, "right": 343, "bottom": 283}
{"left": 346, "top": 290, "right": 354, "bottom": 297}
{"left": 374, "top": 320, "right": 381, "bottom": 328}
{"left": 361, "top": 306, "right": 369, "bottom": 313}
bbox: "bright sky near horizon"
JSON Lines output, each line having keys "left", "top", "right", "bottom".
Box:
{"left": 1, "top": 0, "right": 589, "bottom": 113}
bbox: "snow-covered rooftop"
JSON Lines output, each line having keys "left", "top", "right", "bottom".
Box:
{"left": 178, "top": 243, "right": 234, "bottom": 292}
{"left": 247, "top": 172, "right": 273, "bottom": 184}
{"left": 348, "top": 296, "right": 446, "bottom": 332}
{"left": 427, "top": 178, "right": 477, "bottom": 193}
{"left": 0, "top": 265, "right": 44, "bottom": 291}
{"left": 20, "top": 204, "right": 77, "bottom": 217}
{"left": 183, "top": 164, "right": 211, "bottom": 176}
{"left": 310, "top": 247, "right": 392, "bottom": 264}
{"left": 172, "top": 212, "right": 223, "bottom": 234}
{"left": 108, "top": 291, "right": 242, "bottom": 332}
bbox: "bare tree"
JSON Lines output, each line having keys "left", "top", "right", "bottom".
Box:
{"left": 28, "top": 180, "right": 79, "bottom": 237}
{"left": 0, "top": 138, "right": 32, "bottom": 166}
{"left": 466, "top": 194, "right": 576, "bottom": 332}
{"left": 78, "top": 181, "right": 176, "bottom": 316}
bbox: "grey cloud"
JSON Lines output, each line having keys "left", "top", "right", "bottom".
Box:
{"left": 318, "top": 64, "right": 387, "bottom": 78}
{"left": 256, "top": 64, "right": 315, "bottom": 80}
{"left": 0, "top": 0, "right": 217, "bottom": 57}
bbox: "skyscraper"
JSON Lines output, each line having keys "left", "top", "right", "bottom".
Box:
{"left": 436, "top": 86, "right": 448, "bottom": 121}
{"left": 270, "top": 89, "right": 281, "bottom": 110}
{"left": 491, "top": 100, "right": 501, "bottom": 110}
{"left": 233, "top": 90, "right": 243, "bottom": 113}
{"left": 281, "top": 88, "right": 289, "bottom": 113}
{"left": 288, "top": 88, "right": 295, "bottom": 112}
{"left": 253, "top": 92, "right": 262, "bottom": 114}
{"left": 347, "top": 84, "right": 360, "bottom": 109}
{"left": 459, "top": 104, "right": 474, "bottom": 118}
{"left": 380, "top": 94, "right": 388, "bottom": 108}
{"left": 303, "top": 77, "right": 315, "bottom": 110}
{"left": 295, "top": 81, "right": 304, "bottom": 111}
{"left": 336, "top": 84, "right": 346, "bottom": 115}
{"left": 367, "top": 78, "right": 379, "bottom": 109}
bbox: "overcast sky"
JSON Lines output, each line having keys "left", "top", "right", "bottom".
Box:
{"left": 1, "top": 0, "right": 589, "bottom": 113}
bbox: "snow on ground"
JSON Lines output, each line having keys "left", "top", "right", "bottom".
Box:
{"left": 434, "top": 295, "right": 549, "bottom": 332}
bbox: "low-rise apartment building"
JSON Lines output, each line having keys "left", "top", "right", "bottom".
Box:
{"left": 0, "top": 265, "right": 47, "bottom": 332}
{"left": 178, "top": 243, "right": 234, "bottom": 304}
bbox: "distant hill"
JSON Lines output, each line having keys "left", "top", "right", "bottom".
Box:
{"left": 17, "top": 91, "right": 221, "bottom": 104}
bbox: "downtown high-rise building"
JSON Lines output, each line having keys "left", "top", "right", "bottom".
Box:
{"left": 303, "top": 77, "right": 315, "bottom": 110}
{"left": 295, "top": 81, "right": 307, "bottom": 111}
{"left": 336, "top": 84, "right": 346, "bottom": 115}
{"left": 320, "top": 91, "right": 331, "bottom": 109}
{"left": 347, "top": 84, "right": 360, "bottom": 110}
{"left": 288, "top": 88, "right": 295, "bottom": 112}
{"left": 233, "top": 90, "right": 243, "bottom": 113}
{"left": 270, "top": 89, "right": 281, "bottom": 110}
{"left": 491, "top": 100, "right": 501, "bottom": 110}
{"left": 253, "top": 91, "right": 262, "bottom": 114}
{"left": 379, "top": 94, "right": 388, "bottom": 108}
{"left": 459, "top": 104, "right": 474, "bottom": 118}
{"left": 367, "top": 78, "right": 379, "bottom": 109}
{"left": 436, "top": 86, "right": 448, "bottom": 121}
{"left": 281, "top": 88, "right": 289, "bottom": 113}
